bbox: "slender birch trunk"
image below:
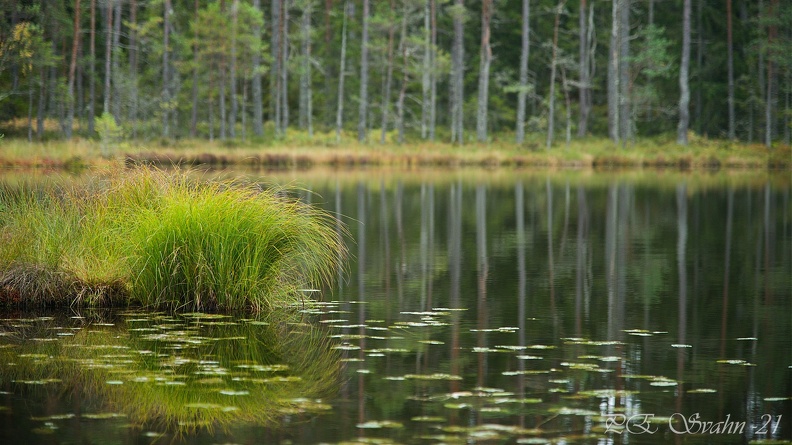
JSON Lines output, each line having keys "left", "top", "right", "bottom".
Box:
{"left": 88, "top": 0, "right": 96, "bottom": 134}
{"left": 272, "top": 0, "right": 281, "bottom": 136}
{"left": 111, "top": 0, "right": 122, "bottom": 122}
{"left": 281, "top": 0, "right": 290, "bottom": 132}
{"left": 607, "top": 0, "right": 619, "bottom": 142}
{"left": 103, "top": 0, "right": 112, "bottom": 114}
{"left": 252, "top": 0, "right": 263, "bottom": 136}
{"left": 396, "top": 10, "right": 408, "bottom": 144}
{"left": 677, "top": 0, "right": 691, "bottom": 145}
{"left": 727, "top": 0, "right": 735, "bottom": 140}
{"left": 162, "top": 0, "right": 172, "bottom": 138}
{"left": 230, "top": 0, "right": 238, "bottom": 138}
{"left": 546, "top": 1, "right": 562, "bottom": 149}
{"left": 476, "top": 0, "right": 493, "bottom": 142}
{"left": 380, "top": 0, "right": 396, "bottom": 144}
{"left": 429, "top": 0, "right": 437, "bottom": 140}
{"left": 577, "top": 0, "right": 589, "bottom": 137}
{"left": 299, "top": 1, "right": 313, "bottom": 137}
{"left": 451, "top": 0, "right": 464, "bottom": 144}
{"left": 358, "top": 0, "right": 370, "bottom": 142}
{"left": 128, "top": 0, "right": 137, "bottom": 137}
{"left": 335, "top": 0, "right": 349, "bottom": 143}
{"left": 618, "top": 0, "right": 630, "bottom": 142}
{"left": 421, "top": 0, "right": 430, "bottom": 139}
{"left": 66, "top": 0, "right": 81, "bottom": 139}
{"left": 190, "top": 0, "right": 199, "bottom": 137}
{"left": 516, "top": 0, "right": 530, "bottom": 144}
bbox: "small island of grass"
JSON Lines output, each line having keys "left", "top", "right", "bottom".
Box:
{"left": 0, "top": 167, "right": 346, "bottom": 311}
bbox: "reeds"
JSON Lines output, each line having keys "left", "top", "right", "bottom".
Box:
{"left": 0, "top": 168, "right": 346, "bottom": 311}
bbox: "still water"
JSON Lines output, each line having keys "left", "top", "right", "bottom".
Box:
{"left": 0, "top": 169, "right": 790, "bottom": 444}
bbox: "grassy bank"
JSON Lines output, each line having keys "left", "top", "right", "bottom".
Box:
{"left": 0, "top": 132, "right": 789, "bottom": 170}
{"left": 0, "top": 167, "right": 345, "bottom": 310}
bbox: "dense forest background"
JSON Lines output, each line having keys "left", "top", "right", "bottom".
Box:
{"left": 0, "top": 0, "right": 790, "bottom": 147}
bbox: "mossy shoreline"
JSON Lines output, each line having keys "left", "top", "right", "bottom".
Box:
{"left": 0, "top": 167, "right": 346, "bottom": 311}
{"left": 0, "top": 136, "right": 789, "bottom": 171}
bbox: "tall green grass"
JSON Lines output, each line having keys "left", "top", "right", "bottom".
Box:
{"left": 0, "top": 168, "right": 346, "bottom": 310}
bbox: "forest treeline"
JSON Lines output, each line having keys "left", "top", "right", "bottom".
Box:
{"left": 0, "top": 0, "right": 790, "bottom": 147}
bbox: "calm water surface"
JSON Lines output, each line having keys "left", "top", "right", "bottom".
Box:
{"left": 0, "top": 169, "right": 790, "bottom": 444}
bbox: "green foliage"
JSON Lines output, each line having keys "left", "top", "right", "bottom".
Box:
{"left": 0, "top": 168, "right": 346, "bottom": 311}
{"left": 95, "top": 112, "right": 122, "bottom": 157}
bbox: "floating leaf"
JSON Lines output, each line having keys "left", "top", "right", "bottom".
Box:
{"left": 404, "top": 373, "right": 462, "bottom": 381}
{"left": 357, "top": 420, "right": 403, "bottom": 429}
{"left": 411, "top": 416, "right": 445, "bottom": 422}
{"left": 716, "top": 359, "right": 756, "bottom": 366}
{"left": 82, "top": 413, "right": 126, "bottom": 419}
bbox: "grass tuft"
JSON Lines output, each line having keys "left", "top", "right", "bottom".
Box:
{"left": 0, "top": 167, "right": 346, "bottom": 311}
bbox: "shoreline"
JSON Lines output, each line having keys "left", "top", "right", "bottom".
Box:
{"left": 0, "top": 137, "right": 789, "bottom": 171}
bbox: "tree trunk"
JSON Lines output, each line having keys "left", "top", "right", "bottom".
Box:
{"left": 607, "top": 0, "right": 619, "bottom": 142}
{"left": 27, "top": 80, "right": 34, "bottom": 142}
{"left": 516, "top": 0, "right": 530, "bottom": 144}
{"left": 765, "top": 0, "right": 778, "bottom": 148}
{"left": 209, "top": 75, "right": 215, "bottom": 141}
{"left": 162, "top": 0, "right": 171, "bottom": 138}
{"left": 694, "top": 0, "right": 703, "bottom": 134}
{"left": 241, "top": 80, "right": 247, "bottom": 140}
{"left": 380, "top": 0, "right": 396, "bottom": 144}
{"left": 677, "top": 0, "right": 691, "bottom": 145}
{"left": 577, "top": 0, "right": 589, "bottom": 137}
{"left": 755, "top": 0, "right": 764, "bottom": 144}
{"left": 103, "top": 0, "right": 112, "bottom": 114}
{"left": 562, "top": 68, "right": 572, "bottom": 146}
{"left": 429, "top": 0, "right": 437, "bottom": 141}
{"left": 451, "top": 0, "right": 465, "bottom": 144}
{"left": 618, "top": 0, "right": 630, "bottom": 142}
{"left": 421, "top": 0, "right": 430, "bottom": 139}
{"left": 281, "top": 0, "right": 290, "bottom": 132}
{"left": 230, "top": 0, "right": 238, "bottom": 139}
{"left": 190, "top": 0, "right": 199, "bottom": 137}
{"left": 727, "top": 0, "right": 735, "bottom": 140}
{"left": 37, "top": 66, "right": 46, "bottom": 139}
{"left": 89, "top": 0, "right": 96, "bottom": 134}
{"left": 299, "top": 3, "right": 309, "bottom": 130}
{"left": 128, "top": 0, "right": 137, "bottom": 137}
{"left": 299, "top": 2, "right": 313, "bottom": 137}
{"left": 323, "top": 0, "right": 333, "bottom": 127}
{"left": 271, "top": 0, "right": 281, "bottom": 136}
{"left": 335, "top": 0, "right": 349, "bottom": 143}
{"left": 396, "top": 10, "right": 408, "bottom": 144}
{"left": 546, "top": 1, "right": 562, "bottom": 150}
{"left": 785, "top": 68, "right": 790, "bottom": 146}
{"left": 111, "top": 0, "right": 122, "bottom": 123}
{"left": 251, "top": 0, "right": 263, "bottom": 136}
{"left": 476, "top": 0, "right": 493, "bottom": 142}
{"left": 358, "top": 0, "right": 370, "bottom": 142}
{"left": 66, "top": 0, "right": 81, "bottom": 139}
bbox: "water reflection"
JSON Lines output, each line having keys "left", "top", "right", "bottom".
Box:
{"left": 0, "top": 310, "right": 340, "bottom": 442}
{"left": 0, "top": 171, "right": 790, "bottom": 444}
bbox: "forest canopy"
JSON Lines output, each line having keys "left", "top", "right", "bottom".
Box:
{"left": 0, "top": 0, "right": 790, "bottom": 147}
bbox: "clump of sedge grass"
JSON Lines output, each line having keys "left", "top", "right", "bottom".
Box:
{"left": 0, "top": 168, "right": 346, "bottom": 311}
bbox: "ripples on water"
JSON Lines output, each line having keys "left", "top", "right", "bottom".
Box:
{"left": 0, "top": 170, "right": 789, "bottom": 444}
